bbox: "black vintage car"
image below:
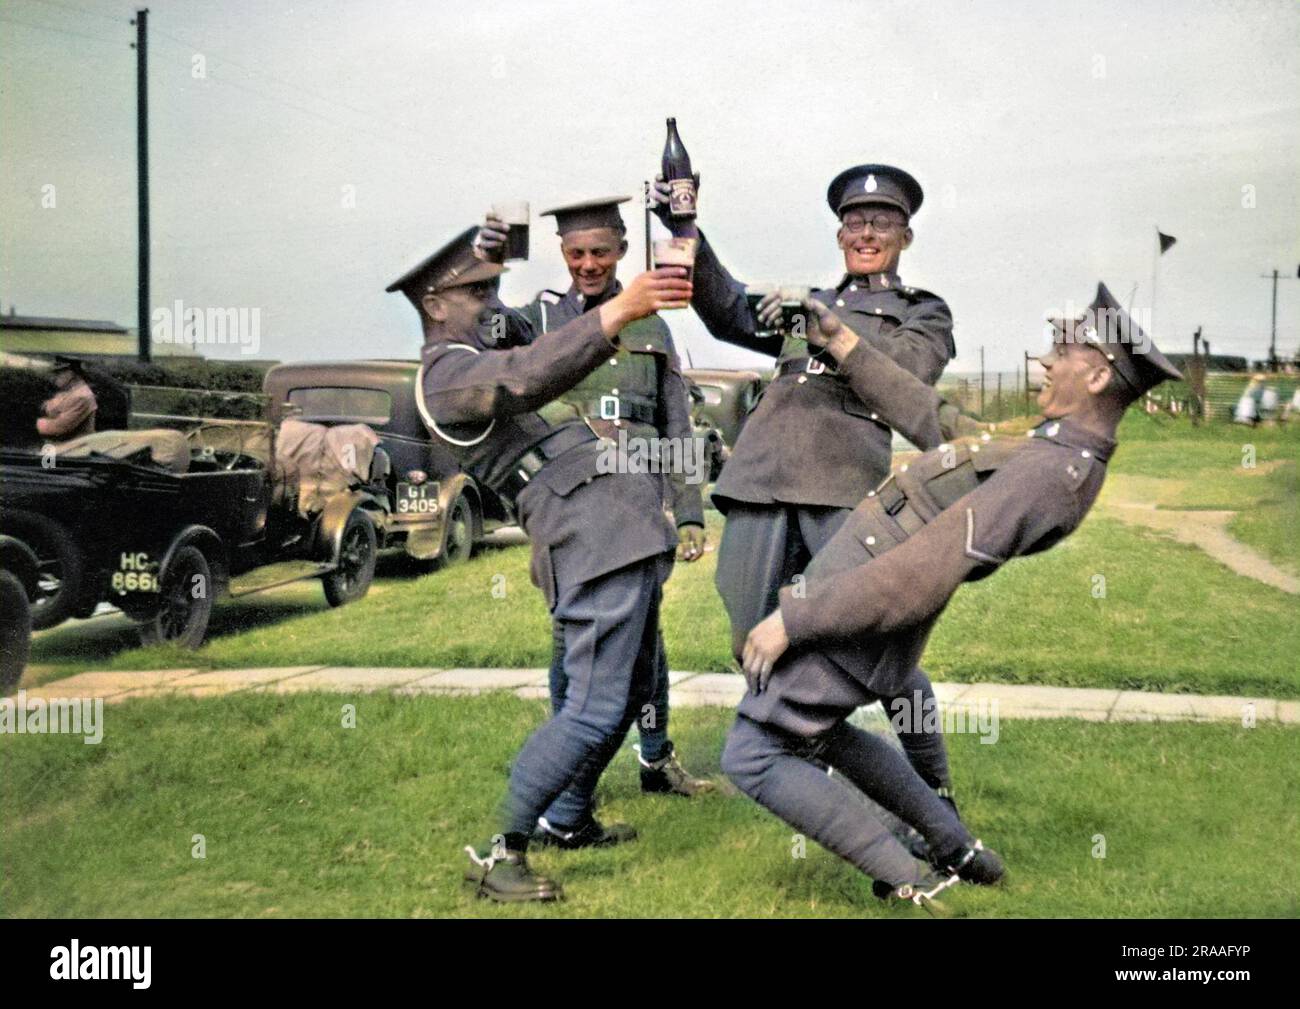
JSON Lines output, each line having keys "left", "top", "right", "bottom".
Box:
{"left": 263, "top": 360, "right": 513, "bottom": 563}
{"left": 0, "top": 419, "right": 384, "bottom": 649}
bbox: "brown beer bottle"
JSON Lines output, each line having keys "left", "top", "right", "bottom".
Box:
{"left": 661, "top": 117, "right": 697, "bottom": 219}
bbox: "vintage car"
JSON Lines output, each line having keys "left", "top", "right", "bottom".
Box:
{"left": 263, "top": 360, "right": 513, "bottom": 563}
{"left": 0, "top": 419, "right": 385, "bottom": 648}
{"left": 684, "top": 367, "right": 765, "bottom": 482}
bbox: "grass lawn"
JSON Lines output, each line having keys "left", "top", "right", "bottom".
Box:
{"left": 2, "top": 692, "right": 1295, "bottom": 918}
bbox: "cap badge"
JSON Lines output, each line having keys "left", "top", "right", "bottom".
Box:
{"left": 864, "top": 174, "right": 878, "bottom": 193}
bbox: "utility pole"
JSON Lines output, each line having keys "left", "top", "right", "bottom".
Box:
{"left": 979, "top": 345, "right": 985, "bottom": 417}
{"left": 133, "top": 9, "right": 151, "bottom": 363}
{"left": 1258, "top": 266, "right": 1300, "bottom": 373}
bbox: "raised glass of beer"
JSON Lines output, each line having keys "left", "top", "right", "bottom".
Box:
{"left": 652, "top": 236, "right": 698, "bottom": 290}
{"left": 491, "top": 200, "right": 530, "bottom": 262}
{"left": 779, "top": 284, "right": 812, "bottom": 337}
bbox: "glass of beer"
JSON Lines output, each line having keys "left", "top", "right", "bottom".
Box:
{"left": 652, "top": 236, "right": 698, "bottom": 290}
{"left": 491, "top": 200, "right": 530, "bottom": 262}
{"left": 745, "top": 283, "right": 779, "bottom": 338}
{"left": 779, "top": 284, "right": 812, "bottom": 337}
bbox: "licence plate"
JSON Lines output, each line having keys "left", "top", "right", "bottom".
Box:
{"left": 396, "top": 482, "right": 439, "bottom": 515}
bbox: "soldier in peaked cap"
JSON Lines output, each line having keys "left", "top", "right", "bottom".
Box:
{"left": 37, "top": 354, "right": 97, "bottom": 442}
{"left": 476, "top": 197, "right": 713, "bottom": 817}
{"left": 719, "top": 283, "right": 1181, "bottom": 910}
{"left": 650, "top": 162, "right": 962, "bottom": 817}
{"left": 390, "top": 226, "right": 694, "bottom": 902}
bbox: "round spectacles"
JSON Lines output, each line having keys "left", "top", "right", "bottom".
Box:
{"left": 841, "top": 213, "right": 906, "bottom": 235}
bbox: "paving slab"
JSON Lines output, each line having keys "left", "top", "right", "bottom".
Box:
{"left": 1276, "top": 700, "right": 1299, "bottom": 725}
{"left": 930, "top": 681, "right": 974, "bottom": 703}
{"left": 670, "top": 673, "right": 746, "bottom": 707}
{"left": 1111, "top": 691, "right": 1271, "bottom": 723}
{"left": 955, "top": 683, "right": 1121, "bottom": 711}
{"left": 261, "top": 666, "right": 440, "bottom": 694}
{"left": 399, "top": 668, "right": 549, "bottom": 694}
{"left": 11, "top": 669, "right": 200, "bottom": 700}
{"left": 173, "top": 666, "right": 322, "bottom": 687}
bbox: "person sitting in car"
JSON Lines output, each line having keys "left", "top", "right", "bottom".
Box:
{"left": 37, "top": 357, "right": 97, "bottom": 442}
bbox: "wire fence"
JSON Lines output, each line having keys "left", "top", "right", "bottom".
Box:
{"left": 935, "top": 368, "right": 1300, "bottom": 422}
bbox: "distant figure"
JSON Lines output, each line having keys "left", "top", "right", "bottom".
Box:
{"left": 1284, "top": 386, "right": 1300, "bottom": 422}
{"left": 37, "top": 357, "right": 97, "bottom": 442}
{"left": 1259, "top": 384, "right": 1280, "bottom": 425}
{"left": 1233, "top": 375, "right": 1263, "bottom": 426}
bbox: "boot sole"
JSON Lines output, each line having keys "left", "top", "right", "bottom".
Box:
{"left": 463, "top": 878, "right": 563, "bottom": 903}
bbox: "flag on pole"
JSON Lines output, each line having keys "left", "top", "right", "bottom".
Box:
{"left": 1157, "top": 230, "right": 1177, "bottom": 254}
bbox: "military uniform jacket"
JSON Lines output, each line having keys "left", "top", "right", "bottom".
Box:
{"left": 418, "top": 310, "right": 677, "bottom": 606}
{"left": 691, "top": 232, "right": 955, "bottom": 510}
{"left": 516, "top": 284, "right": 705, "bottom": 528}
{"left": 739, "top": 415, "right": 1115, "bottom": 735}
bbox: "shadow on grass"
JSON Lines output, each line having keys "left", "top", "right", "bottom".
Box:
{"left": 30, "top": 593, "right": 328, "bottom": 666}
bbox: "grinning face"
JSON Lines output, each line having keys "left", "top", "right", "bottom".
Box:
{"left": 1037, "top": 339, "right": 1113, "bottom": 418}
{"left": 837, "top": 204, "right": 913, "bottom": 276}
{"left": 560, "top": 227, "right": 627, "bottom": 299}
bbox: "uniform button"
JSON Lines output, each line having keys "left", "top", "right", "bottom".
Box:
{"left": 614, "top": 419, "right": 622, "bottom": 427}
{"left": 1081, "top": 449, "right": 1091, "bottom": 458}
{"left": 1026, "top": 430, "right": 1034, "bottom": 437}
{"left": 900, "top": 464, "right": 909, "bottom": 472}
{"left": 609, "top": 358, "right": 618, "bottom": 366}
{"left": 870, "top": 412, "right": 879, "bottom": 420}
{"left": 981, "top": 432, "right": 991, "bottom": 441}
{"left": 867, "top": 490, "right": 876, "bottom": 497}
{"left": 865, "top": 535, "right": 876, "bottom": 546}
{"left": 645, "top": 343, "right": 653, "bottom": 350}
{"left": 939, "top": 443, "right": 951, "bottom": 452}
{"left": 849, "top": 284, "right": 858, "bottom": 292}
{"left": 836, "top": 299, "right": 845, "bottom": 307}
{"left": 971, "top": 444, "right": 980, "bottom": 453}
{"left": 1047, "top": 423, "right": 1060, "bottom": 436}
{"left": 611, "top": 388, "right": 619, "bottom": 394}
{"left": 797, "top": 376, "right": 807, "bottom": 384}
{"left": 874, "top": 307, "right": 883, "bottom": 314}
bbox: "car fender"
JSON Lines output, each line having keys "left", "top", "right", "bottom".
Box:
{"left": 320, "top": 491, "right": 384, "bottom": 566}
{"left": 157, "top": 526, "right": 230, "bottom": 598}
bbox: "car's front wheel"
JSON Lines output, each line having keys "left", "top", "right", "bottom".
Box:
{"left": 323, "top": 509, "right": 377, "bottom": 607}
{"left": 439, "top": 493, "right": 475, "bottom": 568}
{"left": 137, "top": 545, "right": 214, "bottom": 649}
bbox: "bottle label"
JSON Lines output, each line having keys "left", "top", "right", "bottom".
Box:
{"left": 668, "top": 178, "right": 697, "bottom": 218}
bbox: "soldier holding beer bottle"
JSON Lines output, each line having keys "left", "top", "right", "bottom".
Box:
{"left": 649, "top": 123, "right": 963, "bottom": 820}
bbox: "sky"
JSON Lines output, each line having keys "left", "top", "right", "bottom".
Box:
{"left": 2, "top": 0, "right": 1298, "bottom": 373}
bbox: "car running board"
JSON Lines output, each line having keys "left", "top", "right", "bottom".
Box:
{"left": 228, "top": 560, "right": 334, "bottom": 597}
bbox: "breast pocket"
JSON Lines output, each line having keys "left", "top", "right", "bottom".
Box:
{"left": 845, "top": 308, "right": 901, "bottom": 339}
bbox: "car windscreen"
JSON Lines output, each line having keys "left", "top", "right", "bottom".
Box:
{"left": 288, "top": 387, "right": 392, "bottom": 425}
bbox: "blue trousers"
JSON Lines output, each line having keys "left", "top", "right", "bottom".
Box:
{"left": 715, "top": 502, "right": 951, "bottom": 790}
{"left": 721, "top": 710, "right": 971, "bottom": 888}
{"left": 504, "top": 556, "right": 666, "bottom": 838}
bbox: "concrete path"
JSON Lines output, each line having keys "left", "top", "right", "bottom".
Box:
{"left": 1097, "top": 471, "right": 1299, "bottom": 594}
{"left": 10, "top": 666, "right": 1297, "bottom": 726}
